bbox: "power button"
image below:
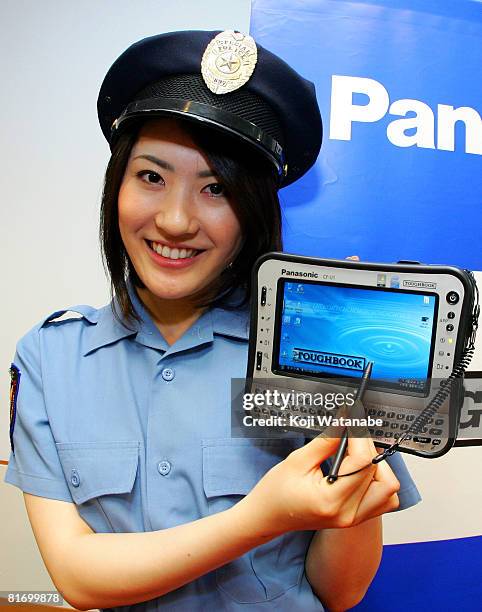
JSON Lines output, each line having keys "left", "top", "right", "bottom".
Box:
{"left": 446, "top": 292, "right": 459, "bottom": 305}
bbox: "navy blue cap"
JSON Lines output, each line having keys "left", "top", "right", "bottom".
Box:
{"left": 97, "top": 30, "right": 322, "bottom": 186}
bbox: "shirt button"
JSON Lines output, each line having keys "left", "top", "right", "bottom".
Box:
{"left": 161, "top": 367, "right": 175, "bottom": 382}
{"left": 70, "top": 469, "right": 81, "bottom": 487}
{"left": 157, "top": 460, "right": 171, "bottom": 476}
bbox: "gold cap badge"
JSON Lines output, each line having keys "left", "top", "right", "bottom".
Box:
{"left": 201, "top": 30, "right": 258, "bottom": 95}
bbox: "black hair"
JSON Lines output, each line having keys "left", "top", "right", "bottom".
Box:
{"left": 99, "top": 118, "right": 283, "bottom": 328}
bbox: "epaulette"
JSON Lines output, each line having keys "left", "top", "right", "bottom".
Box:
{"left": 40, "top": 305, "right": 99, "bottom": 327}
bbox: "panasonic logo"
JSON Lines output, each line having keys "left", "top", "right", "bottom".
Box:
{"left": 281, "top": 269, "right": 319, "bottom": 278}
{"left": 403, "top": 280, "right": 437, "bottom": 289}
{"left": 330, "top": 75, "right": 482, "bottom": 155}
{"left": 293, "top": 348, "right": 366, "bottom": 372}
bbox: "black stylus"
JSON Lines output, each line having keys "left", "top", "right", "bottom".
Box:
{"left": 327, "top": 361, "right": 373, "bottom": 484}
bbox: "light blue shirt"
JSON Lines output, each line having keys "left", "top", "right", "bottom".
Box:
{"left": 5, "top": 282, "right": 421, "bottom": 611}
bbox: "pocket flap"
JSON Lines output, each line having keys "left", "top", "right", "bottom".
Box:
{"left": 202, "top": 438, "right": 303, "bottom": 498}
{"left": 56, "top": 440, "right": 139, "bottom": 504}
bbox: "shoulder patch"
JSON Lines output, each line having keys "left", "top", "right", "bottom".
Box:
{"left": 9, "top": 363, "right": 20, "bottom": 455}
{"left": 41, "top": 305, "right": 99, "bottom": 327}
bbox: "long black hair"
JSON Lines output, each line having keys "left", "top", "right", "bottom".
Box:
{"left": 99, "top": 118, "right": 283, "bottom": 328}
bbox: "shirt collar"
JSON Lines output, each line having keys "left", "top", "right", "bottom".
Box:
{"left": 83, "top": 282, "right": 250, "bottom": 356}
{"left": 212, "top": 305, "right": 250, "bottom": 340}
{"left": 82, "top": 297, "right": 138, "bottom": 357}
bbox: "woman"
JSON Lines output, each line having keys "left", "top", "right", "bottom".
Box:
{"left": 5, "top": 30, "right": 421, "bottom": 611}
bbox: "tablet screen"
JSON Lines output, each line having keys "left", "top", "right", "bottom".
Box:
{"left": 273, "top": 280, "right": 438, "bottom": 394}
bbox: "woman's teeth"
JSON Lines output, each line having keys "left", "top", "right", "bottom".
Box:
{"left": 150, "top": 241, "right": 199, "bottom": 260}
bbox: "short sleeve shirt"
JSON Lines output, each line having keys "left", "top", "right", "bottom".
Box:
{"left": 4, "top": 283, "right": 421, "bottom": 611}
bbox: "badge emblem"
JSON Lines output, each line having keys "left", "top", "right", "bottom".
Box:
{"left": 9, "top": 363, "right": 20, "bottom": 454}
{"left": 201, "top": 30, "right": 258, "bottom": 95}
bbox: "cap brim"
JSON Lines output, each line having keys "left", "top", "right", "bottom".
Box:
{"left": 111, "top": 97, "right": 286, "bottom": 181}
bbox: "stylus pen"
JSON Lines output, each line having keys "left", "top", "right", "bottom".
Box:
{"left": 327, "top": 361, "right": 373, "bottom": 484}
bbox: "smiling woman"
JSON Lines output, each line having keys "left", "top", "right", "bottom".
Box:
{"left": 117, "top": 119, "right": 245, "bottom": 343}
{"left": 100, "top": 115, "right": 283, "bottom": 343}
{"left": 4, "top": 29, "right": 421, "bottom": 612}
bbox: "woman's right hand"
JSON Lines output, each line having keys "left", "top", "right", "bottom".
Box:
{"left": 237, "top": 434, "right": 400, "bottom": 538}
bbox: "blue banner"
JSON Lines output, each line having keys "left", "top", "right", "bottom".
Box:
{"left": 251, "top": 0, "right": 482, "bottom": 269}
{"left": 352, "top": 535, "right": 482, "bottom": 611}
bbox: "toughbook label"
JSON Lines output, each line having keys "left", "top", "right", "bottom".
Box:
{"left": 281, "top": 269, "right": 319, "bottom": 278}
{"left": 403, "top": 280, "right": 437, "bottom": 289}
{"left": 293, "top": 348, "right": 366, "bottom": 371}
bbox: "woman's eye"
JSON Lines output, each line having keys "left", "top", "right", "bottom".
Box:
{"left": 137, "top": 170, "right": 164, "bottom": 185}
{"left": 203, "top": 183, "right": 226, "bottom": 197}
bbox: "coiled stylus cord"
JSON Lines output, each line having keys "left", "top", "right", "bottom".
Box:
{"left": 331, "top": 272, "right": 480, "bottom": 479}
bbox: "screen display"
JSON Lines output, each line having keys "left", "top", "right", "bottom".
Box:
{"left": 274, "top": 280, "right": 438, "bottom": 393}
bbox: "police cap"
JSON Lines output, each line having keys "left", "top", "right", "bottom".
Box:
{"left": 97, "top": 30, "right": 322, "bottom": 186}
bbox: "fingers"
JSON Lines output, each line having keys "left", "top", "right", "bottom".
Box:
{"left": 353, "top": 485, "right": 400, "bottom": 524}
{"left": 319, "top": 435, "right": 377, "bottom": 499}
{"left": 347, "top": 437, "right": 400, "bottom": 493}
{"left": 386, "top": 493, "right": 400, "bottom": 512}
{"left": 371, "top": 446, "right": 399, "bottom": 486}
{"left": 351, "top": 444, "right": 401, "bottom": 523}
{"left": 345, "top": 434, "right": 377, "bottom": 466}
{"left": 290, "top": 433, "right": 400, "bottom": 528}
{"left": 330, "top": 435, "right": 397, "bottom": 500}
{"left": 288, "top": 435, "right": 341, "bottom": 471}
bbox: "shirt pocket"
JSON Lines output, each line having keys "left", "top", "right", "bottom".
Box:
{"left": 202, "top": 437, "right": 313, "bottom": 603}
{"left": 55, "top": 440, "right": 140, "bottom": 533}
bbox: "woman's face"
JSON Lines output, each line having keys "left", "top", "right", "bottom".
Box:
{"left": 118, "top": 119, "right": 243, "bottom": 302}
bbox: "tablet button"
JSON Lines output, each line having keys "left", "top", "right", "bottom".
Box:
{"left": 446, "top": 291, "right": 459, "bottom": 305}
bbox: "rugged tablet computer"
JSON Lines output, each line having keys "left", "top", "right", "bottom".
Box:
{"left": 245, "top": 253, "right": 479, "bottom": 458}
